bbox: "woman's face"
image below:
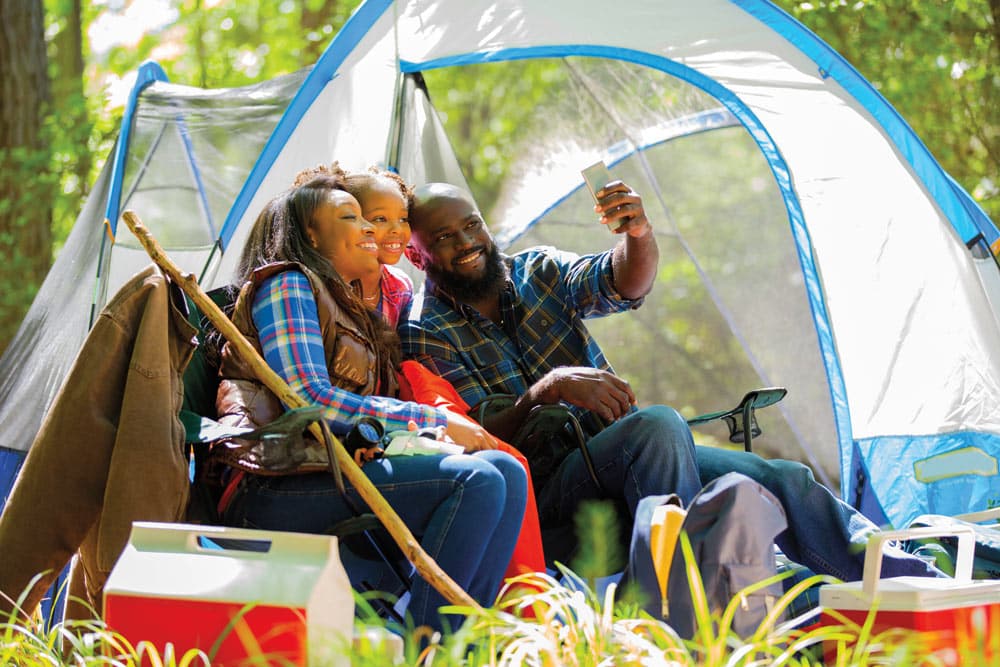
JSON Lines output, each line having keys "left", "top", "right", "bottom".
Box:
{"left": 306, "top": 189, "right": 379, "bottom": 282}
{"left": 357, "top": 178, "right": 411, "bottom": 266}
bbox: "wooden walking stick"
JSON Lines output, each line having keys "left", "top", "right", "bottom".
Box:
{"left": 121, "top": 209, "right": 481, "bottom": 611}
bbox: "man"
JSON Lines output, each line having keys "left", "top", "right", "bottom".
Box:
{"left": 398, "top": 180, "right": 938, "bottom": 581}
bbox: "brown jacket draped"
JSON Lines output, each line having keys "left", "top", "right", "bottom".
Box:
{"left": 0, "top": 266, "right": 196, "bottom": 619}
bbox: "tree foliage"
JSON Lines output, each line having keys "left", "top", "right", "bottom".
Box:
{"left": 0, "top": 0, "right": 995, "bottom": 354}
{"left": 773, "top": 0, "right": 998, "bottom": 222}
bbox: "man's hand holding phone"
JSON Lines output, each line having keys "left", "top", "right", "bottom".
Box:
{"left": 581, "top": 161, "right": 651, "bottom": 237}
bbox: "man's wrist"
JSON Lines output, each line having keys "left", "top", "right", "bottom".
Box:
{"left": 627, "top": 220, "right": 654, "bottom": 240}
{"left": 520, "top": 377, "right": 557, "bottom": 409}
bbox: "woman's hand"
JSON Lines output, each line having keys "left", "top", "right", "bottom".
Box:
{"left": 443, "top": 410, "right": 499, "bottom": 452}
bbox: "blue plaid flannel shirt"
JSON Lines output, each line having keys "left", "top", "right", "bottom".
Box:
{"left": 398, "top": 246, "right": 643, "bottom": 429}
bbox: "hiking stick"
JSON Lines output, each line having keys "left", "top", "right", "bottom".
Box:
{"left": 121, "top": 210, "right": 481, "bottom": 611}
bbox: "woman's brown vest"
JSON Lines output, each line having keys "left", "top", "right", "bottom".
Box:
{"left": 213, "top": 261, "right": 380, "bottom": 474}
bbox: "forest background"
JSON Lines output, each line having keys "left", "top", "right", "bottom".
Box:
{"left": 1, "top": 0, "right": 997, "bottom": 362}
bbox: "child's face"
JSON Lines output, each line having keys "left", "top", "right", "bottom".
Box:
{"left": 359, "top": 178, "right": 411, "bottom": 266}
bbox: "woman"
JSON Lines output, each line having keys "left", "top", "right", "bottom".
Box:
{"left": 212, "top": 175, "right": 527, "bottom": 632}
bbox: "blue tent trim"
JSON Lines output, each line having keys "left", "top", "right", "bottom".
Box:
{"left": 403, "top": 43, "right": 854, "bottom": 498}
{"left": 104, "top": 61, "right": 169, "bottom": 235}
{"left": 855, "top": 432, "right": 1000, "bottom": 528}
{"left": 0, "top": 449, "right": 68, "bottom": 626}
{"left": 0, "top": 446, "right": 25, "bottom": 508}
{"left": 103, "top": 61, "right": 219, "bottom": 241}
{"left": 178, "top": 116, "right": 218, "bottom": 243}
{"left": 492, "top": 108, "right": 742, "bottom": 248}
{"left": 216, "top": 0, "right": 395, "bottom": 249}
{"left": 734, "top": 0, "right": 995, "bottom": 246}
{"left": 90, "top": 62, "right": 170, "bottom": 328}
{"left": 946, "top": 172, "right": 1000, "bottom": 249}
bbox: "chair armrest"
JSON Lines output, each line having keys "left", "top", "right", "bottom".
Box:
{"left": 687, "top": 387, "right": 787, "bottom": 453}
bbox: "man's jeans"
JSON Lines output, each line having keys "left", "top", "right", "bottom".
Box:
{"left": 224, "top": 450, "right": 527, "bottom": 632}
{"left": 695, "top": 446, "right": 940, "bottom": 580}
{"left": 535, "top": 405, "right": 701, "bottom": 565}
{"left": 534, "top": 404, "right": 938, "bottom": 580}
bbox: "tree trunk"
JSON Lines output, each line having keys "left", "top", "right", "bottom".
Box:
{"left": 50, "top": 0, "right": 91, "bottom": 198}
{"left": 0, "top": 0, "right": 52, "bottom": 356}
{"left": 301, "top": 0, "right": 340, "bottom": 61}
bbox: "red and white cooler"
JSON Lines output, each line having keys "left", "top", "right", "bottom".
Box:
{"left": 820, "top": 525, "right": 1000, "bottom": 665}
{"left": 103, "top": 522, "right": 354, "bottom": 666}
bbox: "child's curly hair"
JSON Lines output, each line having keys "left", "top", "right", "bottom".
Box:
{"left": 291, "top": 161, "right": 348, "bottom": 187}
{"left": 342, "top": 166, "right": 413, "bottom": 208}
{"left": 292, "top": 162, "right": 413, "bottom": 208}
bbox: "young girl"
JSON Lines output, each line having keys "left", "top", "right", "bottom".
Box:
{"left": 337, "top": 165, "right": 548, "bottom": 583}
{"left": 342, "top": 167, "right": 414, "bottom": 327}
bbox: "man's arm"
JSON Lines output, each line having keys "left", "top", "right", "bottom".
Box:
{"left": 597, "top": 182, "right": 658, "bottom": 300}
{"left": 403, "top": 343, "right": 636, "bottom": 440}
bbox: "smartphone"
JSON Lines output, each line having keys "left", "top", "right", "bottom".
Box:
{"left": 581, "top": 161, "right": 621, "bottom": 231}
{"left": 581, "top": 161, "right": 613, "bottom": 204}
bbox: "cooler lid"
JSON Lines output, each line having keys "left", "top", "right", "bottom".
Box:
{"left": 820, "top": 576, "right": 1000, "bottom": 612}
{"left": 104, "top": 522, "right": 340, "bottom": 606}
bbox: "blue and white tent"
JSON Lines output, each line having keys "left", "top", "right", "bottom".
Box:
{"left": 2, "top": 0, "right": 998, "bottom": 532}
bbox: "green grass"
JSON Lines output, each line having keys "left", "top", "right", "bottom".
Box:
{"left": 5, "top": 504, "right": 994, "bottom": 665}
{"left": 5, "top": 564, "right": 989, "bottom": 666}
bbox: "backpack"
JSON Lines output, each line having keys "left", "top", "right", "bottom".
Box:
{"left": 627, "top": 472, "right": 788, "bottom": 638}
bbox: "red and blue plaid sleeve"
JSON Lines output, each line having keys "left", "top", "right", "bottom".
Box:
{"left": 377, "top": 264, "right": 413, "bottom": 328}
{"left": 252, "top": 270, "right": 446, "bottom": 434}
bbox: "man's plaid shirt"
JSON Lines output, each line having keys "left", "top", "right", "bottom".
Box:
{"left": 398, "top": 246, "right": 643, "bottom": 423}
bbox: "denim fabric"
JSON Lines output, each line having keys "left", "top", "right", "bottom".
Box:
{"left": 535, "top": 406, "right": 701, "bottom": 565}
{"left": 532, "top": 405, "right": 939, "bottom": 581}
{"left": 695, "top": 446, "right": 940, "bottom": 581}
{"left": 223, "top": 450, "right": 527, "bottom": 632}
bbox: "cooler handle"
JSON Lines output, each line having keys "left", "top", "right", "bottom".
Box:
{"left": 129, "top": 521, "right": 337, "bottom": 560}
{"left": 862, "top": 525, "right": 976, "bottom": 596}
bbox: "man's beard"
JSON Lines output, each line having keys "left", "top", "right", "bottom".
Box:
{"left": 427, "top": 244, "right": 506, "bottom": 303}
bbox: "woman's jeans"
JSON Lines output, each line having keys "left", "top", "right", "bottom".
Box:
{"left": 223, "top": 450, "right": 527, "bottom": 632}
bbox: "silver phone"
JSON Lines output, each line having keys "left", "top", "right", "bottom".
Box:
{"left": 582, "top": 161, "right": 624, "bottom": 231}
{"left": 581, "top": 161, "right": 613, "bottom": 204}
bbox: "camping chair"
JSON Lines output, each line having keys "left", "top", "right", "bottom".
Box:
{"left": 470, "top": 385, "right": 789, "bottom": 488}
{"left": 172, "top": 281, "right": 414, "bottom": 622}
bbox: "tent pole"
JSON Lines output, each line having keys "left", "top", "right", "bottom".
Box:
{"left": 120, "top": 210, "right": 482, "bottom": 612}
{"left": 384, "top": 70, "right": 407, "bottom": 171}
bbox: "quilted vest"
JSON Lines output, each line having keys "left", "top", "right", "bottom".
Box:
{"left": 214, "top": 261, "right": 380, "bottom": 473}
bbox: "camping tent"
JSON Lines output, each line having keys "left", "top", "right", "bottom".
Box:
{"left": 2, "top": 0, "right": 998, "bottom": 532}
